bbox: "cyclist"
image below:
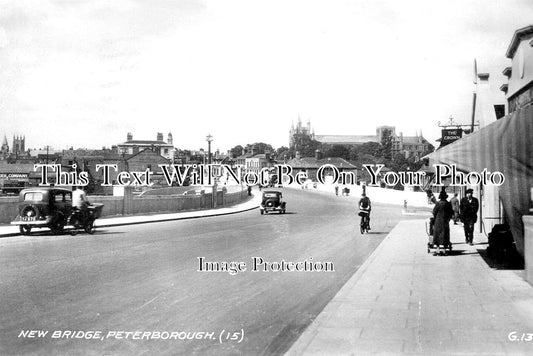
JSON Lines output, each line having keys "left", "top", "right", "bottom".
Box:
{"left": 358, "top": 192, "right": 371, "bottom": 231}
{"left": 72, "top": 186, "right": 90, "bottom": 221}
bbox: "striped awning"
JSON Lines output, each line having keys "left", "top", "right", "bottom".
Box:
{"left": 426, "top": 105, "right": 533, "bottom": 256}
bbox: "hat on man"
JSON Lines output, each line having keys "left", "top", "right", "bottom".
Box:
{"left": 466, "top": 188, "right": 474, "bottom": 194}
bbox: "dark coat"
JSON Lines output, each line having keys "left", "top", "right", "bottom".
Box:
{"left": 433, "top": 200, "right": 453, "bottom": 246}
{"left": 460, "top": 197, "right": 479, "bottom": 223}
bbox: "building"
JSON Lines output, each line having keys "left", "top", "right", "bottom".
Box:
{"left": 12, "top": 135, "right": 25, "bottom": 155}
{"left": 292, "top": 120, "right": 433, "bottom": 160}
{"left": 502, "top": 25, "right": 533, "bottom": 113}
{"left": 289, "top": 117, "right": 315, "bottom": 150}
{"left": 244, "top": 153, "right": 275, "bottom": 175}
{"left": 427, "top": 25, "right": 533, "bottom": 273}
{"left": 285, "top": 150, "right": 357, "bottom": 183}
{"left": 391, "top": 131, "right": 434, "bottom": 161}
{"left": 1, "top": 135, "right": 9, "bottom": 157}
{"left": 117, "top": 132, "right": 175, "bottom": 161}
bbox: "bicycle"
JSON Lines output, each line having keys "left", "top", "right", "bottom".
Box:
{"left": 359, "top": 210, "right": 370, "bottom": 234}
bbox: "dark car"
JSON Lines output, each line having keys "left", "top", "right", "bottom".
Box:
{"left": 11, "top": 187, "right": 74, "bottom": 235}
{"left": 260, "top": 190, "right": 286, "bottom": 214}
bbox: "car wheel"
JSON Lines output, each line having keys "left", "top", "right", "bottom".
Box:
{"left": 19, "top": 225, "right": 32, "bottom": 235}
{"left": 260, "top": 210, "right": 264, "bottom": 215}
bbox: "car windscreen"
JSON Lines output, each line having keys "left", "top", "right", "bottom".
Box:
{"left": 263, "top": 193, "right": 279, "bottom": 198}
{"left": 24, "top": 192, "right": 43, "bottom": 201}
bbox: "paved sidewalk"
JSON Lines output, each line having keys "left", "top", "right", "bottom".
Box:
{"left": 287, "top": 220, "right": 533, "bottom": 355}
{"left": 0, "top": 193, "right": 261, "bottom": 237}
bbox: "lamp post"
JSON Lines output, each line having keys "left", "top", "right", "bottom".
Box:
{"left": 206, "top": 134, "right": 213, "bottom": 164}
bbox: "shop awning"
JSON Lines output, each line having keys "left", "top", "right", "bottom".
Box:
{"left": 426, "top": 105, "right": 533, "bottom": 256}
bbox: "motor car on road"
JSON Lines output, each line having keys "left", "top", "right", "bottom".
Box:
{"left": 260, "top": 190, "right": 286, "bottom": 214}
{"left": 11, "top": 187, "right": 74, "bottom": 235}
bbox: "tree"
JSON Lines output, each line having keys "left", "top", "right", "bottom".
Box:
{"left": 275, "top": 146, "right": 290, "bottom": 161}
{"left": 290, "top": 134, "right": 321, "bottom": 157}
{"left": 379, "top": 129, "right": 393, "bottom": 161}
{"left": 348, "top": 146, "right": 359, "bottom": 161}
{"left": 230, "top": 145, "right": 244, "bottom": 158}
{"left": 324, "top": 145, "right": 350, "bottom": 159}
{"left": 358, "top": 142, "right": 382, "bottom": 157}
{"left": 252, "top": 142, "right": 274, "bottom": 154}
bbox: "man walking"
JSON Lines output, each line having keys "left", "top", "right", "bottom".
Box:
{"left": 450, "top": 193, "right": 460, "bottom": 224}
{"left": 460, "top": 188, "right": 479, "bottom": 245}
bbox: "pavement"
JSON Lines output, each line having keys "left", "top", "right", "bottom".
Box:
{"left": 286, "top": 220, "right": 533, "bottom": 355}
{"left": 0, "top": 193, "right": 262, "bottom": 237}
{"left": 3, "top": 188, "right": 533, "bottom": 355}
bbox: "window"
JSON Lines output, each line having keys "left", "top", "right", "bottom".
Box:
{"left": 24, "top": 192, "right": 43, "bottom": 201}
{"left": 494, "top": 105, "right": 505, "bottom": 120}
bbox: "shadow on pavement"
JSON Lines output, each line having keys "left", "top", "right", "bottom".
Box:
{"left": 262, "top": 212, "right": 297, "bottom": 215}
{"left": 81, "top": 230, "right": 125, "bottom": 236}
{"left": 446, "top": 249, "right": 478, "bottom": 256}
{"left": 477, "top": 248, "right": 524, "bottom": 270}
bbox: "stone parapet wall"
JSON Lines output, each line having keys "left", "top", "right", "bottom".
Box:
{"left": 0, "top": 186, "right": 248, "bottom": 224}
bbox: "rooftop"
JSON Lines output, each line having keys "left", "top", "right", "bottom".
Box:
{"left": 314, "top": 135, "right": 379, "bottom": 144}
{"left": 506, "top": 24, "right": 533, "bottom": 58}
{"left": 286, "top": 156, "right": 356, "bottom": 169}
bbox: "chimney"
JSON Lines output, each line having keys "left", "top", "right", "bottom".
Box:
{"left": 157, "top": 132, "right": 163, "bottom": 141}
{"left": 315, "top": 149, "right": 322, "bottom": 160}
{"left": 127, "top": 132, "right": 133, "bottom": 142}
{"left": 167, "top": 132, "right": 173, "bottom": 145}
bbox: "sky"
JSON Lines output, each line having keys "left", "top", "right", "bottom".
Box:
{"left": 0, "top": 0, "right": 532, "bottom": 153}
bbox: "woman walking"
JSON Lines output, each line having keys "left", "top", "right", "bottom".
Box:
{"left": 432, "top": 190, "right": 454, "bottom": 255}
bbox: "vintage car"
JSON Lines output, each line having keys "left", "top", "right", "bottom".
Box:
{"left": 11, "top": 187, "right": 74, "bottom": 235}
{"left": 260, "top": 190, "right": 286, "bottom": 214}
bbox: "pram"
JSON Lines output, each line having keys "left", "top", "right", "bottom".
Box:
{"left": 426, "top": 217, "right": 452, "bottom": 254}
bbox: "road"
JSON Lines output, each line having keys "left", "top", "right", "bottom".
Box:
{"left": 0, "top": 188, "right": 423, "bottom": 355}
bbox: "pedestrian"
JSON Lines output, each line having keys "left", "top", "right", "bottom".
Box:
{"left": 247, "top": 185, "right": 252, "bottom": 196}
{"left": 450, "top": 193, "right": 460, "bottom": 224}
{"left": 460, "top": 188, "right": 479, "bottom": 245}
{"left": 432, "top": 190, "right": 453, "bottom": 256}
{"left": 335, "top": 185, "right": 339, "bottom": 196}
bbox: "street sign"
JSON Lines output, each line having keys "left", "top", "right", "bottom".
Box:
{"left": 441, "top": 128, "right": 463, "bottom": 147}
